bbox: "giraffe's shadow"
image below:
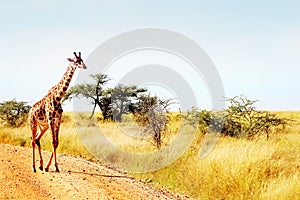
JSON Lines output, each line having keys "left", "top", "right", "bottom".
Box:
{"left": 59, "top": 169, "right": 134, "bottom": 180}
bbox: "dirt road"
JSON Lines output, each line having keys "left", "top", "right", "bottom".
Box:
{"left": 0, "top": 144, "right": 190, "bottom": 200}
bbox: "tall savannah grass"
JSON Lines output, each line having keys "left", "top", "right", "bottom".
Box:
{"left": 0, "top": 113, "right": 92, "bottom": 159}
{"left": 140, "top": 133, "right": 300, "bottom": 199}
{"left": 0, "top": 111, "right": 299, "bottom": 199}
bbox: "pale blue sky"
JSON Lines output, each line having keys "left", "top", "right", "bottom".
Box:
{"left": 1, "top": 0, "right": 299, "bottom": 110}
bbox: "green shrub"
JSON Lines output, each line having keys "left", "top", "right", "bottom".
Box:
{"left": 184, "top": 96, "right": 289, "bottom": 139}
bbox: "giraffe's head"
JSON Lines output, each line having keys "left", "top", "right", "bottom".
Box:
{"left": 67, "top": 52, "right": 87, "bottom": 69}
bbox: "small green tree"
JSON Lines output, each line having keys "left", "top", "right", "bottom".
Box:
{"left": 131, "top": 95, "right": 174, "bottom": 149}
{"left": 0, "top": 99, "right": 31, "bottom": 127}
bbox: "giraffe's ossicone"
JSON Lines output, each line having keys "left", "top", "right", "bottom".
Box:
{"left": 28, "top": 52, "right": 86, "bottom": 173}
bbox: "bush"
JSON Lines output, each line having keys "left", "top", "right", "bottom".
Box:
{"left": 0, "top": 100, "right": 31, "bottom": 127}
{"left": 131, "top": 95, "right": 174, "bottom": 149}
{"left": 184, "top": 96, "right": 289, "bottom": 139}
{"left": 224, "top": 96, "right": 289, "bottom": 138}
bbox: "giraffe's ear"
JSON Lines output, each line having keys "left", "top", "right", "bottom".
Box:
{"left": 67, "top": 58, "right": 74, "bottom": 62}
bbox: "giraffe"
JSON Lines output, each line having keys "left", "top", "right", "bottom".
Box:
{"left": 28, "top": 52, "right": 87, "bottom": 173}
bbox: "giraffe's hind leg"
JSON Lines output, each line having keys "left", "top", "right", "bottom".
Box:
{"left": 35, "top": 139, "right": 44, "bottom": 171}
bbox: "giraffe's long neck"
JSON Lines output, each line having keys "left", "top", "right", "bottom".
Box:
{"left": 53, "top": 65, "right": 76, "bottom": 99}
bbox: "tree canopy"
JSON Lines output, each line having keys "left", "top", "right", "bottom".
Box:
{"left": 64, "top": 73, "right": 147, "bottom": 121}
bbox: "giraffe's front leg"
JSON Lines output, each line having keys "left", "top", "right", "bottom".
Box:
{"left": 53, "top": 147, "right": 60, "bottom": 172}
{"left": 32, "top": 140, "right": 36, "bottom": 173}
{"left": 45, "top": 143, "right": 59, "bottom": 172}
{"left": 45, "top": 152, "right": 53, "bottom": 172}
{"left": 53, "top": 112, "right": 62, "bottom": 172}
{"left": 30, "top": 121, "right": 38, "bottom": 173}
{"left": 46, "top": 115, "right": 61, "bottom": 172}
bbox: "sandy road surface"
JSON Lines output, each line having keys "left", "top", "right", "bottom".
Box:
{"left": 0, "top": 144, "right": 190, "bottom": 200}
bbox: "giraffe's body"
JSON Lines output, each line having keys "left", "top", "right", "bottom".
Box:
{"left": 29, "top": 52, "right": 86, "bottom": 172}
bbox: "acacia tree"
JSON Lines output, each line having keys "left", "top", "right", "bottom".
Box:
{"left": 64, "top": 74, "right": 112, "bottom": 119}
{"left": 64, "top": 73, "right": 147, "bottom": 121}
{"left": 111, "top": 84, "right": 147, "bottom": 121}
{"left": 0, "top": 99, "right": 31, "bottom": 127}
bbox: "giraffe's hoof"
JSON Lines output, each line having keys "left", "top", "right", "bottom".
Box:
{"left": 55, "top": 164, "right": 60, "bottom": 172}
{"left": 32, "top": 168, "right": 37, "bottom": 173}
{"left": 39, "top": 166, "right": 43, "bottom": 171}
{"left": 45, "top": 168, "right": 49, "bottom": 172}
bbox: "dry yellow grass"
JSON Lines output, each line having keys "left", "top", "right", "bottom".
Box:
{"left": 0, "top": 111, "right": 299, "bottom": 199}
{"left": 0, "top": 113, "right": 92, "bottom": 159}
{"left": 134, "top": 112, "right": 300, "bottom": 199}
